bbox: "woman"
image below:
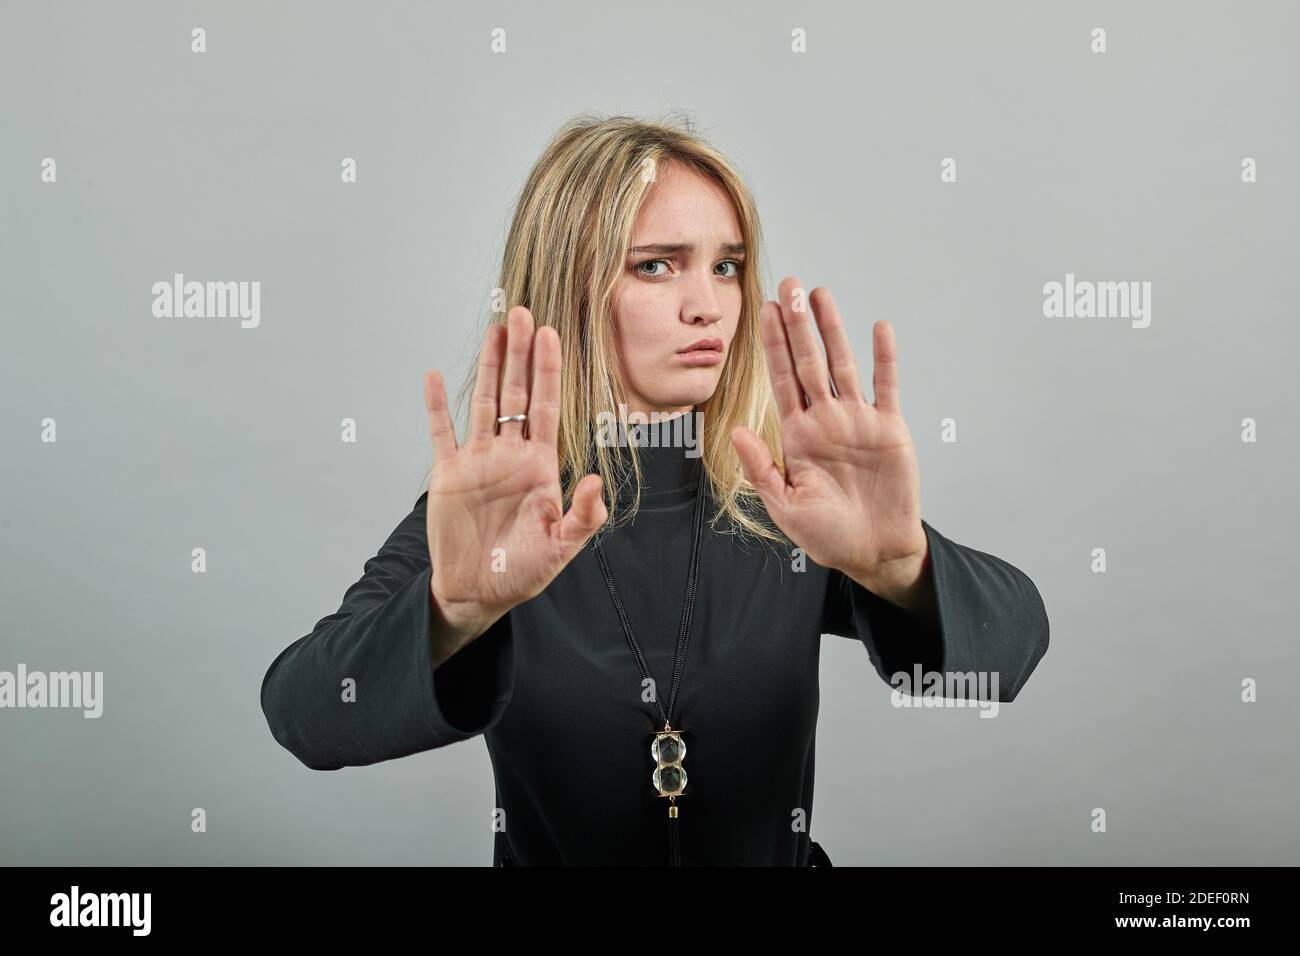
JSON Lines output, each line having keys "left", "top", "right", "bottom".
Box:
{"left": 260, "top": 113, "right": 1050, "bottom": 866}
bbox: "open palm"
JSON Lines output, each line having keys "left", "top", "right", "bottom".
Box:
{"left": 424, "top": 307, "right": 607, "bottom": 635}
{"left": 730, "top": 278, "right": 926, "bottom": 585}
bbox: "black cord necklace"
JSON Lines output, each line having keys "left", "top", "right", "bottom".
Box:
{"left": 592, "top": 463, "right": 708, "bottom": 868}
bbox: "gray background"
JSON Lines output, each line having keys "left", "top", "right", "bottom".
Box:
{"left": 2, "top": 0, "right": 1296, "bottom": 865}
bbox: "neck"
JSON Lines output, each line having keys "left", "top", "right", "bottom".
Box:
{"left": 602, "top": 408, "right": 704, "bottom": 504}
{"left": 616, "top": 402, "right": 696, "bottom": 425}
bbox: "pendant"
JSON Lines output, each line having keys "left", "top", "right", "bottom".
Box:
{"left": 651, "top": 722, "right": 686, "bottom": 817}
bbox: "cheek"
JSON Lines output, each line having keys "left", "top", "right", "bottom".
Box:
{"left": 723, "top": 290, "right": 744, "bottom": 341}
{"left": 613, "top": 284, "right": 671, "bottom": 349}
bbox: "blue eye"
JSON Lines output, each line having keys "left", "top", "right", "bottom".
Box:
{"left": 633, "top": 258, "right": 743, "bottom": 279}
{"left": 636, "top": 259, "right": 670, "bottom": 277}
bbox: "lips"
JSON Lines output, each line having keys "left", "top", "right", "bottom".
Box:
{"left": 677, "top": 338, "right": 723, "bottom": 354}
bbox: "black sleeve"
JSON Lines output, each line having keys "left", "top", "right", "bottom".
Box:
{"left": 260, "top": 492, "right": 515, "bottom": 771}
{"left": 821, "top": 519, "right": 1049, "bottom": 702}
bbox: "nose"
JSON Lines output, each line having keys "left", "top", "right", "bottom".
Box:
{"left": 679, "top": 268, "right": 724, "bottom": 326}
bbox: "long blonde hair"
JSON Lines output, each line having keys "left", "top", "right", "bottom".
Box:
{"left": 452, "top": 111, "right": 788, "bottom": 546}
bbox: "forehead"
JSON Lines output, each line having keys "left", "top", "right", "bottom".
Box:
{"left": 632, "top": 161, "right": 741, "bottom": 239}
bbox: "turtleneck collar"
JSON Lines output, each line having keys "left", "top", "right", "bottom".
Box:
{"left": 600, "top": 409, "right": 705, "bottom": 507}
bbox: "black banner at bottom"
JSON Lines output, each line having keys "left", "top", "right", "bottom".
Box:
{"left": 0, "top": 866, "right": 1281, "bottom": 940}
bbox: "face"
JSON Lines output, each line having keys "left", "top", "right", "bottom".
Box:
{"left": 610, "top": 160, "right": 744, "bottom": 420}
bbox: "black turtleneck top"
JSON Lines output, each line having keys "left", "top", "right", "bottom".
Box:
{"left": 260, "top": 415, "right": 1050, "bottom": 866}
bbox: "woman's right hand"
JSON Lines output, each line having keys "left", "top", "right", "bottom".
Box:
{"left": 422, "top": 306, "right": 608, "bottom": 646}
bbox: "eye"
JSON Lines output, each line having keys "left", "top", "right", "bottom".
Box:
{"left": 715, "top": 260, "right": 743, "bottom": 279}
{"left": 635, "top": 258, "right": 671, "bottom": 278}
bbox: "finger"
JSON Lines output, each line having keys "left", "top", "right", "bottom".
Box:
{"left": 497, "top": 306, "right": 535, "bottom": 437}
{"left": 778, "top": 276, "right": 832, "bottom": 404}
{"left": 424, "top": 369, "right": 458, "bottom": 462}
{"left": 527, "top": 325, "right": 561, "bottom": 447}
{"left": 469, "top": 322, "right": 507, "bottom": 442}
{"left": 555, "top": 473, "right": 607, "bottom": 555}
{"left": 871, "top": 319, "right": 901, "bottom": 414}
{"left": 760, "top": 301, "right": 803, "bottom": 418}
{"left": 809, "top": 288, "right": 864, "bottom": 403}
{"left": 730, "top": 425, "right": 788, "bottom": 523}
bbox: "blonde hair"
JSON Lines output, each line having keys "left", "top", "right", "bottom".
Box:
{"left": 452, "top": 111, "right": 788, "bottom": 546}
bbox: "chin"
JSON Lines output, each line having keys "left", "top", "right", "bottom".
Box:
{"left": 636, "top": 369, "right": 721, "bottom": 411}
{"left": 652, "top": 390, "right": 717, "bottom": 410}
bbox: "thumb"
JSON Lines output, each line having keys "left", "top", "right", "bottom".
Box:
{"left": 730, "top": 426, "right": 788, "bottom": 522}
{"left": 555, "top": 473, "right": 608, "bottom": 556}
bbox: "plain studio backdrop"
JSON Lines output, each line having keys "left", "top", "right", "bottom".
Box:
{"left": 1, "top": 0, "right": 1296, "bottom": 865}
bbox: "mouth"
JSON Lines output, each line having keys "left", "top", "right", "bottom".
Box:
{"left": 675, "top": 338, "right": 724, "bottom": 367}
{"left": 676, "top": 338, "right": 723, "bottom": 355}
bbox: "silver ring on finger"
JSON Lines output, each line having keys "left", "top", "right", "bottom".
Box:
{"left": 496, "top": 412, "right": 527, "bottom": 435}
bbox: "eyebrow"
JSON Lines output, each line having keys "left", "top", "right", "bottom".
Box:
{"left": 628, "top": 242, "right": 746, "bottom": 255}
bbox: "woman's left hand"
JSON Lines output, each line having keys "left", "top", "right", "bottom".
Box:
{"left": 730, "top": 277, "right": 930, "bottom": 608}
